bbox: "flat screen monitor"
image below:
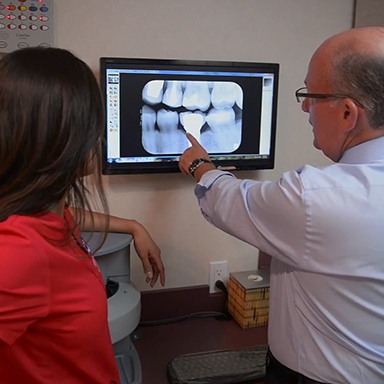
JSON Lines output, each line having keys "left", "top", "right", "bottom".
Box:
{"left": 100, "top": 57, "right": 279, "bottom": 174}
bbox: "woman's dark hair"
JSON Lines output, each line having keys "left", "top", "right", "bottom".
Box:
{"left": 0, "top": 47, "right": 108, "bottom": 229}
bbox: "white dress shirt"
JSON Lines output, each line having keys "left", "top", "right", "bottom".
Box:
{"left": 195, "top": 136, "right": 384, "bottom": 383}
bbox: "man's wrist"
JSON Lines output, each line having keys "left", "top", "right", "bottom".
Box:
{"left": 193, "top": 162, "right": 217, "bottom": 182}
{"left": 188, "top": 158, "right": 214, "bottom": 177}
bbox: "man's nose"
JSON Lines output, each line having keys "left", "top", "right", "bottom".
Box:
{"left": 301, "top": 97, "right": 310, "bottom": 112}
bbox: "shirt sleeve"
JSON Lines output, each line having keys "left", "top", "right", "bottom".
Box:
{"left": 195, "top": 169, "right": 308, "bottom": 267}
{"left": 0, "top": 224, "right": 50, "bottom": 345}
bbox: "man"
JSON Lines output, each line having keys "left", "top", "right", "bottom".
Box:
{"left": 179, "top": 27, "right": 384, "bottom": 384}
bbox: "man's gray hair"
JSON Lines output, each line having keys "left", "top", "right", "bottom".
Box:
{"left": 331, "top": 52, "right": 384, "bottom": 129}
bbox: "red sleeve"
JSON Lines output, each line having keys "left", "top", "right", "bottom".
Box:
{"left": 0, "top": 220, "right": 50, "bottom": 345}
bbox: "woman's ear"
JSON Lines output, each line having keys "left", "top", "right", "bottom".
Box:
{"left": 76, "top": 151, "right": 97, "bottom": 178}
{"left": 85, "top": 151, "right": 98, "bottom": 176}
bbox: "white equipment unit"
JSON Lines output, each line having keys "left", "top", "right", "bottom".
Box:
{"left": 82, "top": 232, "right": 142, "bottom": 384}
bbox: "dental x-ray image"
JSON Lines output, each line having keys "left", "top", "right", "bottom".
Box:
{"left": 141, "top": 80, "right": 243, "bottom": 155}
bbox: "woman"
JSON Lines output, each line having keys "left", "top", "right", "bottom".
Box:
{"left": 0, "top": 47, "right": 165, "bottom": 383}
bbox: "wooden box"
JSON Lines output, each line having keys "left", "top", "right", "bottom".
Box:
{"left": 227, "top": 269, "right": 270, "bottom": 329}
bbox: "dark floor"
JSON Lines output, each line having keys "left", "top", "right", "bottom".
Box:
{"left": 134, "top": 286, "right": 268, "bottom": 384}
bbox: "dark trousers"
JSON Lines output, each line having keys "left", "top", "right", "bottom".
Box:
{"left": 264, "top": 348, "right": 329, "bottom": 384}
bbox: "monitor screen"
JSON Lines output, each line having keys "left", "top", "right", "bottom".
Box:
{"left": 100, "top": 57, "right": 279, "bottom": 174}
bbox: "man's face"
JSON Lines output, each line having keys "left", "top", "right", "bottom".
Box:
{"left": 300, "top": 53, "right": 349, "bottom": 162}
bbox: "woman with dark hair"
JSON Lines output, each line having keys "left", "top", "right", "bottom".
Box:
{"left": 0, "top": 47, "right": 165, "bottom": 383}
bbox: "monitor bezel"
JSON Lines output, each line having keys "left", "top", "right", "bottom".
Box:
{"left": 100, "top": 57, "right": 279, "bottom": 175}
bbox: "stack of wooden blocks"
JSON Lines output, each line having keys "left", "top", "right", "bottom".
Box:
{"left": 227, "top": 269, "right": 270, "bottom": 329}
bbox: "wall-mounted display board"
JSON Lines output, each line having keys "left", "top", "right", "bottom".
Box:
{"left": 0, "top": 0, "right": 53, "bottom": 53}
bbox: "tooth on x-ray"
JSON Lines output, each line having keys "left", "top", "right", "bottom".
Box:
{"left": 182, "top": 81, "right": 211, "bottom": 111}
{"left": 206, "top": 107, "right": 241, "bottom": 152}
{"left": 157, "top": 108, "right": 179, "bottom": 133}
{"left": 163, "top": 81, "right": 184, "bottom": 108}
{"left": 141, "top": 105, "right": 158, "bottom": 153}
{"left": 206, "top": 107, "right": 235, "bottom": 129}
{"left": 142, "top": 80, "right": 165, "bottom": 105}
{"left": 142, "top": 105, "right": 156, "bottom": 131}
{"left": 211, "top": 82, "right": 243, "bottom": 109}
{"left": 180, "top": 111, "right": 206, "bottom": 143}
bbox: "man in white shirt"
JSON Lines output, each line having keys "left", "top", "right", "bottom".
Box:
{"left": 179, "top": 27, "right": 384, "bottom": 384}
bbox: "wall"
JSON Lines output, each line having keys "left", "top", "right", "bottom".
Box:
{"left": 54, "top": 0, "right": 354, "bottom": 291}
{"left": 354, "top": 0, "right": 384, "bottom": 27}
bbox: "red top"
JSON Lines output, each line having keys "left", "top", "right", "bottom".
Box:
{"left": 0, "top": 209, "right": 120, "bottom": 384}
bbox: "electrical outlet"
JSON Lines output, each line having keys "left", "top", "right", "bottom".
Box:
{"left": 209, "top": 260, "right": 229, "bottom": 294}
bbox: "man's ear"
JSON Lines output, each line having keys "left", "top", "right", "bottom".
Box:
{"left": 342, "top": 98, "right": 360, "bottom": 132}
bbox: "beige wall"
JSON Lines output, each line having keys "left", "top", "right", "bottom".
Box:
{"left": 54, "top": 0, "right": 354, "bottom": 291}
{"left": 354, "top": 0, "right": 384, "bottom": 27}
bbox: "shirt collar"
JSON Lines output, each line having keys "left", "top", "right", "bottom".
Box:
{"left": 339, "top": 136, "right": 384, "bottom": 164}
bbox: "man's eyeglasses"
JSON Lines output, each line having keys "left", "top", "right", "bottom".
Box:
{"left": 295, "top": 87, "right": 364, "bottom": 108}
